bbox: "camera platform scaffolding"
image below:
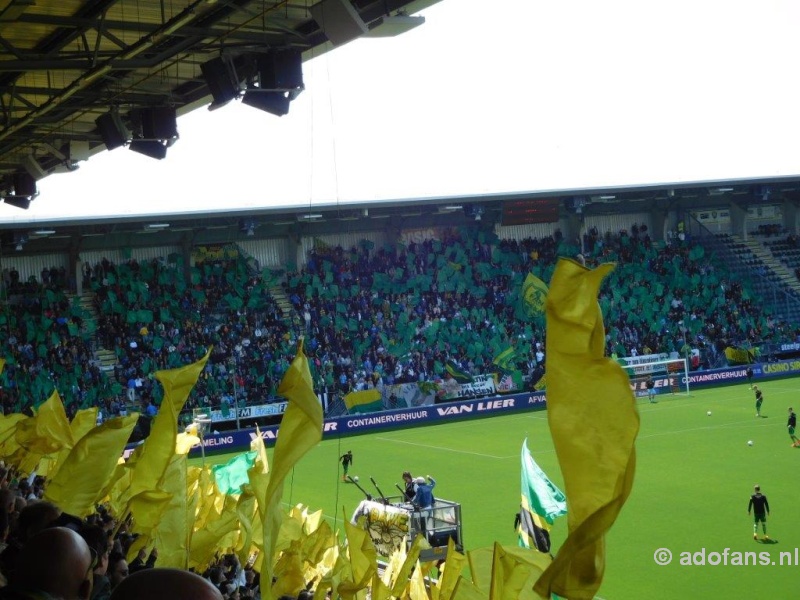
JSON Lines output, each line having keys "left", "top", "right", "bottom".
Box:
{"left": 348, "top": 476, "right": 463, "bottom": 562}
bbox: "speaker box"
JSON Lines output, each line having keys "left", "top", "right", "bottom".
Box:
{"left": 137, "top": 106, "right": 178, "bottom": 140}
{"left": 13, "top": 172, "right": 36, "bottom": 197}
{"left": 201, "top": 57, "right": 241, "bottom": 108}
{"left": 255, "top": 49, "right": 303, "bottom": 91}
{"left": 95, "top": 112, "right": 129, "bottom": 150}
{"left": 309, "top": 0, "right": 368, "bottom": 46}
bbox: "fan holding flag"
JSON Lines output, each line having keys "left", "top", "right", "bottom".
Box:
{"left": 517, "top": 438, "right": 567, "bottom": 554}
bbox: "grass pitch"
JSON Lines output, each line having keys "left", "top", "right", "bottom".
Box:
{"left": 198, "top": 379, "right": 800, "bottom": 599}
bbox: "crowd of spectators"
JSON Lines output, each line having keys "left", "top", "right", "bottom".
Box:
{"left": 0, "top": 464, "right": 261, "bottom": 600}
{"left": 0, "top": 226, "right": 797, "bottom": 420}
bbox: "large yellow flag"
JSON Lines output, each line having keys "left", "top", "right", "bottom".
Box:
{"left": 489, "top": 543, "right": 550, "bottom": 600}
{"left": 14, "top": 390, "right": 74, "bottom": 456}
{"left": 259, "top": 339, "right": 323, "bottom": 600}
{"left": 43, "top": 414, "right": 139, "bottom": 516}
{"left": 533, "top": 259, "right": 639, "bottom": 600}
{"left": 435, "top": 538, "right": 468, "bottom": 600}
{"left": 129, "top": 348, "right": 211, "bottom": 496}
{"left": 153, "top": 454, "right": 191, "bottom": 569}
{"left": 0, "top": 414, "right": 26, "bottom": 456}
{"left": 48, "top": 407, "right": 99, "bottom": 481}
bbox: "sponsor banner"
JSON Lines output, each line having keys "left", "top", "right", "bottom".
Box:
{"left": 389, "top": 374, "right": 499, "bottom": 406}
{"left": 157, "top": 391, "right": 549, "bottom": 456}
{"left": 620, "top": 353, "right": 669, "bottom": 367}
{"left": 453, "top": 374, "right": 496, "bottom": 398}
{"left": 630, "top": 375, "right": 675, "bottom": 398}
{"left": 760, "top": 342, "right": 800, "bottom": 359}
{"left": 207, "top": 402, "right": 288, "bottom": 423}
{"left": 390, "top": 382, "right": 436, "bottom": 408}
{"left": 121, "top": 362, "right": 800, "bottom": 458}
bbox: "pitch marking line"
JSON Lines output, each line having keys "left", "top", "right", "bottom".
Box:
{"left": 638, "top": 417, "right": 781, "bottom": 440}
{"left": 374, "top": 436, "right": 512, "bottom": 459}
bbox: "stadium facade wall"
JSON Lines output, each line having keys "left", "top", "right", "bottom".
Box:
{"left": 495, "top": 220, "right": 569, "bottom": 241}
{"left": 6, "top": 252, "right": 70, "bottom": 283}
{"left": 583, "top": 212, "right": 652, "bottom": 238}
{"left": 300, "top": 231, "right": 388, "bottom": 260}
{"left": 238, "top": 239, "right": 288, "bottom": 269}
{"left": 80, "top": 245, "right": 182, "bottom": 267}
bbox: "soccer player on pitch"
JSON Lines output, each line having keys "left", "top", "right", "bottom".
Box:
{"left": 753, "top": 385, "right": 763, "bottom": 418}
{"left": 748, "top": 485, "right": 770, "bottom": 541}
{"left": 788, "top": 408, "right": 799, "bottom": 447}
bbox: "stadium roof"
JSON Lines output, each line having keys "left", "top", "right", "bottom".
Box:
{"left": 0, "top": 0, "right": 437, "bottom": 207}
{"left": 3, "top": 174, "right": 800, "bottom": 256}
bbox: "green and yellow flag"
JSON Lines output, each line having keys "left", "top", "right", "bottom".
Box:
{"left": 492, "top": 346, "right": 516, "bottom": 373}
{"left": 344, "top": 389, "right": 383, "bottom": 414}
{"left": 518, "top": 439, "right": 566, "bottom": 553}
{"left": 533, "top": 259, "right": 639, "bottom": 600}
{"left": 521, "top": 273, "right": 548, "bottom": 316}
{"left": 445, "top": 360, "right": 473, "bottom": 384}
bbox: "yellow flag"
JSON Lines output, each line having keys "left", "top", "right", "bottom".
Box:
{"left": 452, "top": 577, "right": 487, "bottom": 600}
{"left": 49, "top": 407, "right": 99, "bottom": 481}
{"left": 521, "top": 273, "right": 548, "bottom": 316}
{"left": 189, "top": 495, "right": 240, "bottom": 571}
{"left": 533, "top": 259, "right": 639, "bottom": 600}
{"left": 235, "top": 490, "right": 258, "bottom": 566}
{"left": 0, "top": 357, "right": 5, "bottom": 375}
{"left": 0, "top": 414, "right": 26, "bottom": 456}
{"left": 15, "top": 390, "right": 74, "bottom": 456}
{"left": 409, "top": 560, "right": 429, "bottom": 600}
{"left": 301, "top": 519, "right": 335, "bottom": 582}
{"left": 272, "top": 547, "right": 307, "bottom": 599}
{"left": 260, "top": 339, "right": 323, "bottom": 600}
{"left": 489, "top": 543, "right": 550, "bottom": 600}
{"left": 337, "top": 517, "right": 377, "bottom": 600}
{"left": 436, "top": 538, "right": 467, "bottom": 600}
{"left": 153, "top": 454, "right": 190, "bottom": 569}
{"left": 390, "top": 533, "right": 430, "bottom": 597}
{"left": 251, "top": 426, "right": 270, "bottom": 474}
{"left": 125, "top": 489, "right": 173, "bottom": 561}
{"left": 467, "top": 547, "right": 494, "bottom": 596}
{"left": 129, "top": 348, "right": 211, "bottom": 496}
{"left": 175, "top": 432, "right": 201, "bottom": 455}
{"left": 43, "top": 414, "right": 139, "bottom": 516}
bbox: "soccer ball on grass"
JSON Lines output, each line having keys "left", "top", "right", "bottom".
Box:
{"left": 707, "top": 411, "right": 712, "bottom": 416}
{"left": 353, "top": 476, "right": 359, "bottom": 482}
{"left": 747, "top": 441, "right": 754, "bottom": 446}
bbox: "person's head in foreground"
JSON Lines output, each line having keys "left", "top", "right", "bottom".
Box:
{"left": 110, "top": 568, "right": 224, "bottom": 600}
{"left": 10, "top": 526, "right": 95, "bottom": 600}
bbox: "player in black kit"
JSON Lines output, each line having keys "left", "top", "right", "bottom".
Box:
{"left": 748, "top": 485, "right": 770, "bottom": 541}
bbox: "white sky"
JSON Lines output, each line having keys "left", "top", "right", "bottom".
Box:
{"left": 5, "top": 0, "right": 800, "bottom": 223}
